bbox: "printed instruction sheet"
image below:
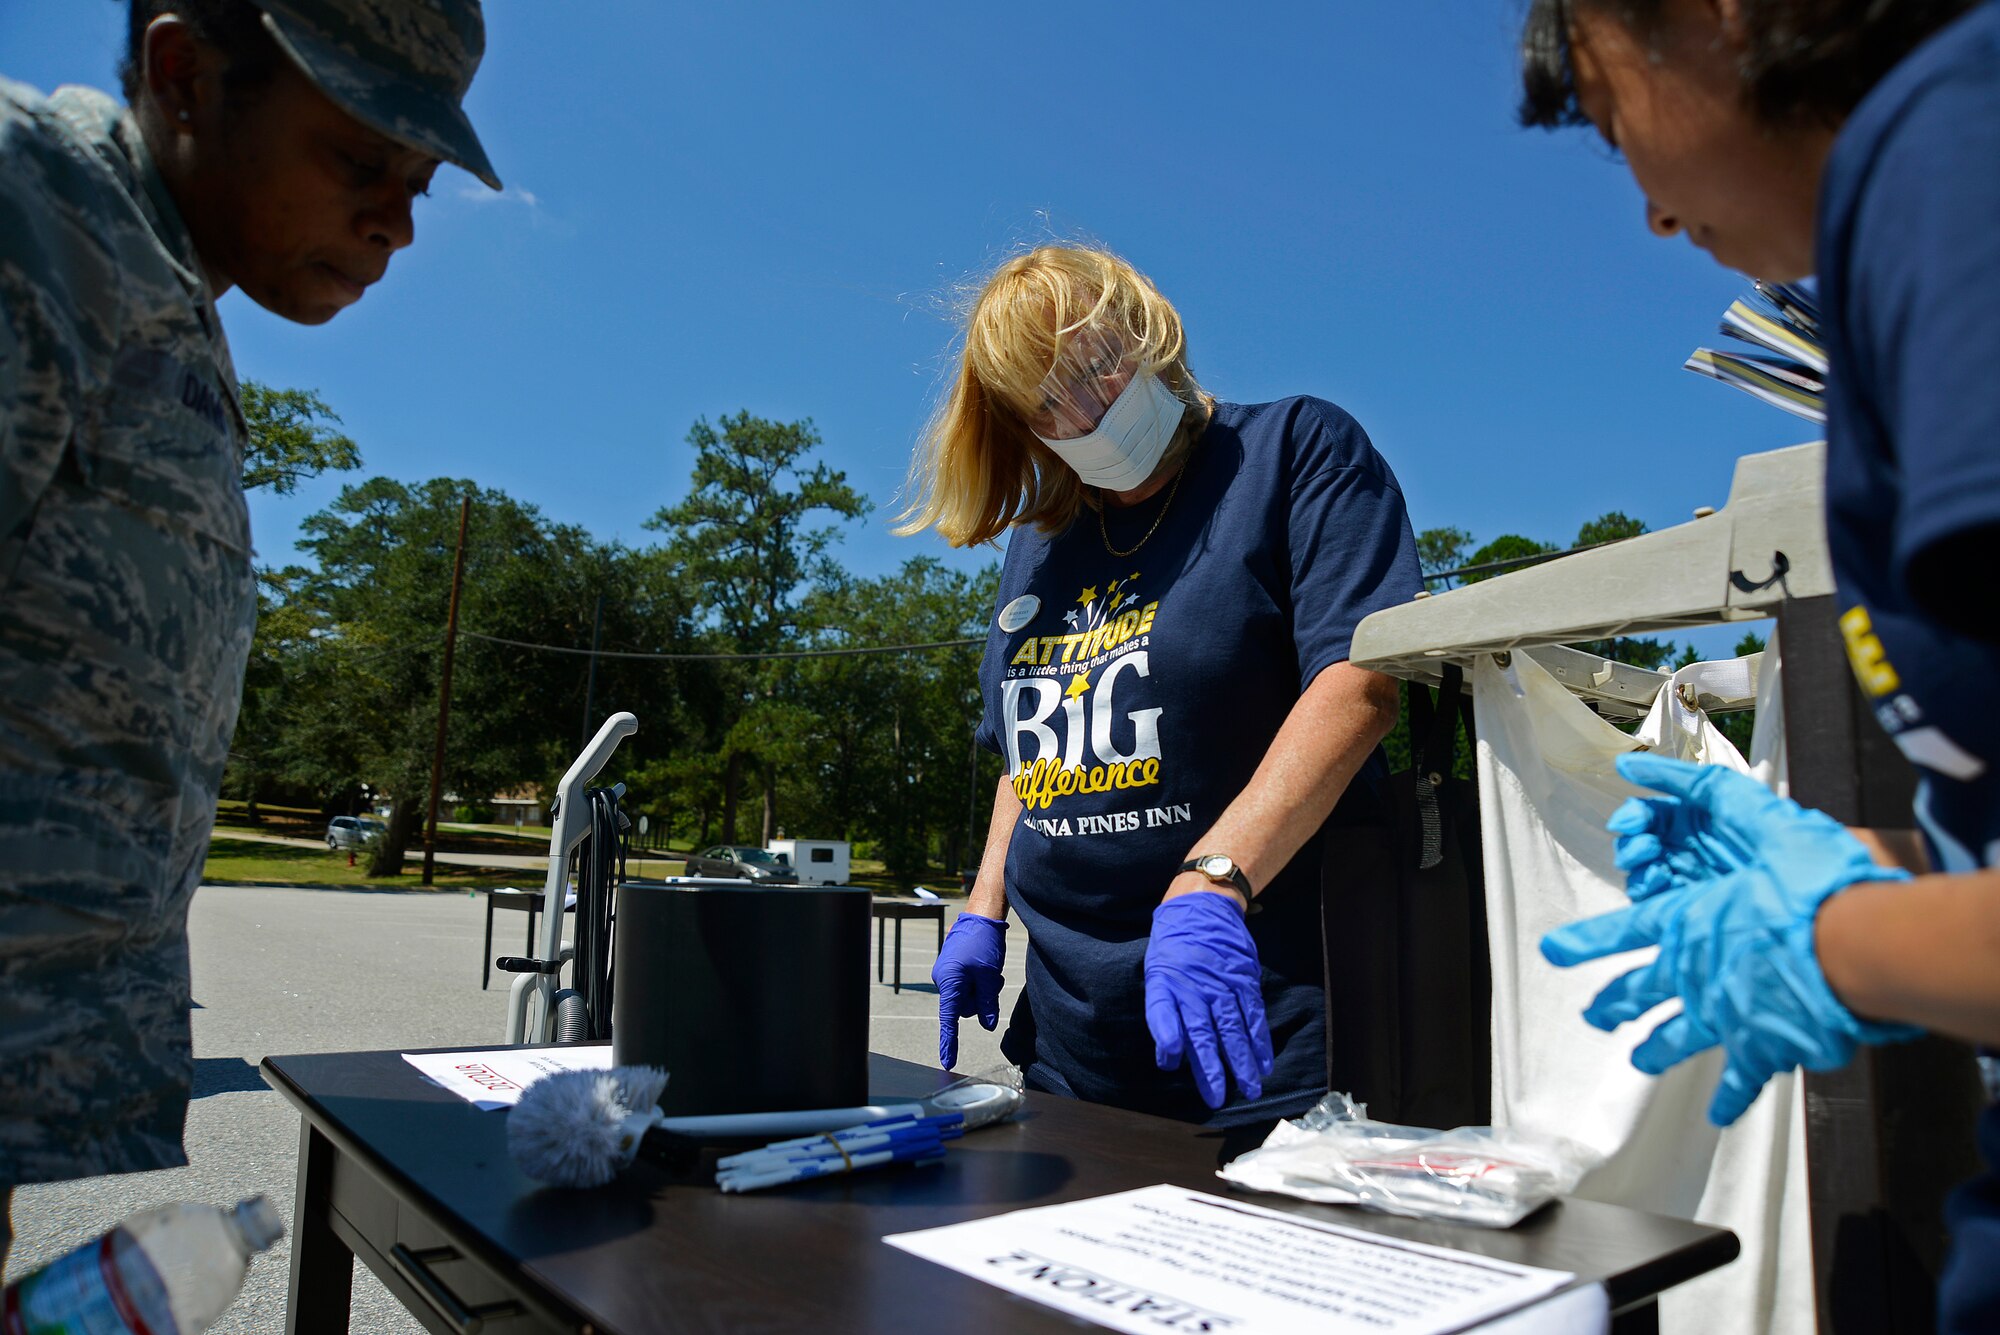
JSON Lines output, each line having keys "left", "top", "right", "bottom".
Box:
{"left": 402, "top": 1046, "right": 610, "bottom": 1109}
{"left": 884, "top": 1185, "right": 1579, "bottom": 1335}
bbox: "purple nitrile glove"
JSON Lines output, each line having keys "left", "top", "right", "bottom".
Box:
{"left": 1145, "top": 891, "right": 1274, "bottom": 1109}
{"left": 934, "top": 912, "right": 1007, "bottom": 1070}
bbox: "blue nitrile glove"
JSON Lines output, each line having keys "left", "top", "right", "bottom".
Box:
{"left": 1542, "top": 756, "right": 1918, "bottom": 1126}
{"left": 1145, "top": 891, "right": 1274, "bottom": 1109}
{"left": 934, "top": 912, "right": 1007, "bottom": 1070}
{"left": 1607, "top": 753, "right": 1760, "bottom": 900}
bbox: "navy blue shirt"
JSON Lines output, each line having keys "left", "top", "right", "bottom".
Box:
{"left": 1815, "top": 5, "right": 2000, "bottom": 1329}
{"left": 1821, "top": 0, "right": 2000, "bottom": 876}
{"left": 975, "top": 396, "right": 1421, "bottom": 1125}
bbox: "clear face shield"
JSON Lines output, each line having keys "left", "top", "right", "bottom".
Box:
{"left": 1025, "top": 324, "right": 1188, "bottom": 492}
{"left": 1026, "top": 325, "right": 1140, "bottom": 441}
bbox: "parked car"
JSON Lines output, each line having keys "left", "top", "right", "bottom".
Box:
{"left": 681, "top": 845, "right": 800, "bottom": 883}
{"left": 325, "top": 816, "right": 387, "bottom": 850}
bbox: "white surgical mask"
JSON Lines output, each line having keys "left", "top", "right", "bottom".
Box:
{"left": 1033, "top": 369, "right": 1186, "bottom": 492}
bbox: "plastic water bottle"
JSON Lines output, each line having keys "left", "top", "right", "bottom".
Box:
{"left": 2, "top": 1196, "right": 284, "bottom": 1334}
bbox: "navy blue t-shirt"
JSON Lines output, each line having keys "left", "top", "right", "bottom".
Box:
{"left": 974, "top": 396, "right": 1421, "bottom": 1126}
{"left": 1815, "top": 5, "right": 2000, "bottom": 1329}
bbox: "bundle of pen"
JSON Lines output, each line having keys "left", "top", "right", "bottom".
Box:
{"left": 716, "top": 1112, "right": 966, "bottom": 1193}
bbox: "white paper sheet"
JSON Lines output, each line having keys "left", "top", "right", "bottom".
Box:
{"left": 1481, "top": 1283, "right": 1609, "bottom": 1334}
{"left": 401, "top": 1046, "right": 610, "bottom": 1109}
{"left": 884, "top": 1185, "right": 1578, "bottom": 1335}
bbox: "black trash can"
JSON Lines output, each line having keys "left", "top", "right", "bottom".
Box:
{"left": 611, "top": 880, "right": 871, "bottom": 1116}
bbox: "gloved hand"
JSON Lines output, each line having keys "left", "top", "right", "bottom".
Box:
{"left": 934, "top": 912, "right": 1007, "bottom": 1070}
{"left": 1145, "top": 891, "right": 1274, "bottom": 1109}
{"left": 1607, "top": 752, "right": 1760, "bottom": 900}
{"left": 1542, "top": 755, "right": 1917, "bottom": 1126}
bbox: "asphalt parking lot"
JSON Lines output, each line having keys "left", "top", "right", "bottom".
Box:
{"left": 3, "top": 884, "right": 1017, "bottom": 1332}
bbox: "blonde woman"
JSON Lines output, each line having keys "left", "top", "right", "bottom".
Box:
{"left": 902, "top": 246, "right": 1420, "bottom": 1124}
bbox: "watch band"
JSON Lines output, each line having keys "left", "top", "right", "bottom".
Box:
{"left": 1178, "top": 855, "right": 1252, "bottom": 900}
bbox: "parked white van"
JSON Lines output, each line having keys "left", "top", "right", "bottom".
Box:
{"left": 766, "top": 839, "right": 850, "bottom": 886}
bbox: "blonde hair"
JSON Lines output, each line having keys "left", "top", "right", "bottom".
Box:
{"left": 895, "top": 246, "right": 1211, "bottom": 548}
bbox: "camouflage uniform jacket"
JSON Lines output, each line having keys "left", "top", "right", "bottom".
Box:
{"left": 0, "top": 80, "right": 255, "bottom": 1185}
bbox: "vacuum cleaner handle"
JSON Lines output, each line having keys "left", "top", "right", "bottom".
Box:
{"left": 509, "top": 712, "right": 638, "bottom": 1046}
{"left": 553, "top": 713, "right": 638, "bottom": 855}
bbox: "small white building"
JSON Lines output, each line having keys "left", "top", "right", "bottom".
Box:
{"left": 767, "top": 838, "right": 850, "bottom": 885}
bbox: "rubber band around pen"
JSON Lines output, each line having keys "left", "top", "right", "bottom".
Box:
{"left": 822, "top": 1133, "right": 856, "bottom": 1172}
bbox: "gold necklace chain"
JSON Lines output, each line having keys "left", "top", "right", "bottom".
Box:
{"left": 1097, "top": 459, "right": 1187, "bottom": 559}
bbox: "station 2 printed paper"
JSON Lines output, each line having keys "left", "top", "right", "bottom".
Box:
{"left": 885, "top": 1185, "right": 1576, "bottom": 1334}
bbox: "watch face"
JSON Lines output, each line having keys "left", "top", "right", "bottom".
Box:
{"left": 1199, "top": 855, "right": 1235, "bottom": 879}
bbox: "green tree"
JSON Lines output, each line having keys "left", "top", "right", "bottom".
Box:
{"left": 240, "top": 382, "right": 361, "bottom": 494}
{"left": 223, "top": 562, "right": 386, "bottom": 822}
{"left": 1566, "top": 513, "right": 1676, "bottom": 670}
{"left": 792, "top": 558, "right": 998, "bottom": 886}
{"left": 220, "top": 570, "right": 306, "bottom": 821}
{"left": 282, "top": 478, "right": 691, "bottom": 875}
{"left": 1460, "top": 534, "right": 1556, "bottom": 584}
{"left": 646, "top": 413, "right": 870, "bottom": 843}
{"left": 648, "top": 413, "right": 871, "bottom": 648}
{"left": 1415, "top": 526, "right": 1473, "bottom": 589}
{"left": 222, "top": 382, "right": 364, "bottom": 821}
{"left": 1575, "top": 510, "right": 1647, "bottom": 549}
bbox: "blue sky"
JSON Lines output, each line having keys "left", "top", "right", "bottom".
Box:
{"left": 8, "top": 3, "right": 1810, "bottom": 617}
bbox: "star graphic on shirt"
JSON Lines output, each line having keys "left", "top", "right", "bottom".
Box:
{"left": 1065, "top": 671, "right": 1092, "bottom": 700}
{"left": 1063, "top": 609, "right": 1079, "bottom": 628}
{"left": 1078, "top": 585, "right": 1098, "bottom": 605}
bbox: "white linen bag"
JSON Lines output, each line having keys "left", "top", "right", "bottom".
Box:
{"left": 1475, "top": 644, "right": 1810, "bottom": 1335}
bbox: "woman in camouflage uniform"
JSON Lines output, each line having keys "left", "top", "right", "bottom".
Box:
{"left": 0, "top": 0, "right": 500, "bottom": 1253}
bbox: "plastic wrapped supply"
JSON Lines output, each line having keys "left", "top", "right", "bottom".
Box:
{"left": 1218, "top": 1094, "right": 1599, "bottom": 1228}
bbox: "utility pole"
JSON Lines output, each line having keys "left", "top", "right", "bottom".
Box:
{"left": 580, "top": 591, "right": 604, "bottom": 748}
{"left": 422, "top": 496, "right": 471, "bottom": 886}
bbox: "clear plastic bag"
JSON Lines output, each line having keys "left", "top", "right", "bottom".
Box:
{"left": 1217, "top": 1093, "right": 1599, "bottom": 1228}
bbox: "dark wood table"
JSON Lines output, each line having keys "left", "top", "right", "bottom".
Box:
{"left": 263, "top": 1047, "right": 1737, "bottom": 1334}
{"left": 871, "top": 898, "right": 947, "bottom": 993}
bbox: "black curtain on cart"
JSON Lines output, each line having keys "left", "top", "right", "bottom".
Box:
{"left": 1319, "top": 666, "right": 1491, "bottom": 1131}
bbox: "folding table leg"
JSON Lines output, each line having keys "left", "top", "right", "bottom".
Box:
{"left": 877, "top": 916, "right": 886, "bottom": 983}
{"left": 286, "top": 1120, "right": 353, "bottom": 1335}
{"left": 893, "top": 918, "right": 904, "bottom": 994}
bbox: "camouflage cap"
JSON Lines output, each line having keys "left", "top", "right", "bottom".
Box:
{"left": 257, "top": 0, "right": 501, "bottom": 190}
